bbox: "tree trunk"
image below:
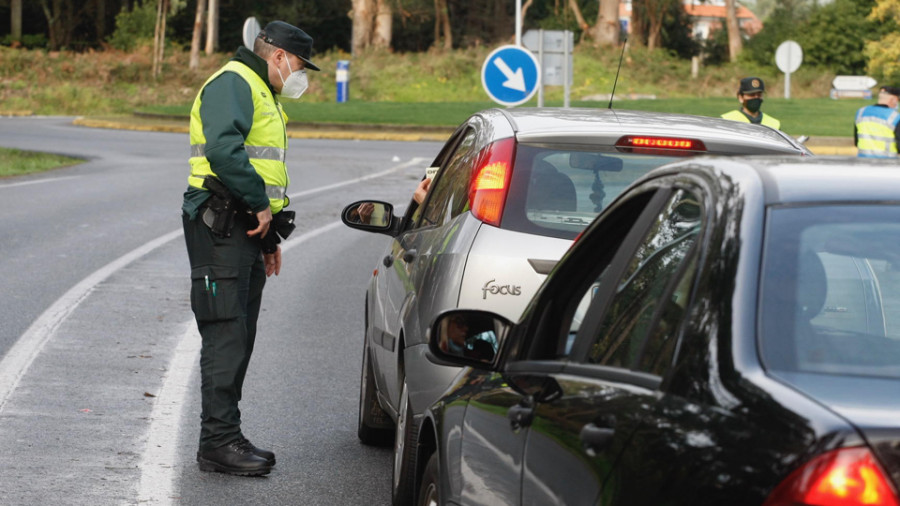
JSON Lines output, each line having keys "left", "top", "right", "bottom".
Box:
{"left": 351, "top": 0, "right": 374, "bottom": 55}
{"left": 205, "top": 0, "right": 218, "bottom": 55}
{"left": 567, "top": 0, "right": 590, "bottom": 33}
{"left": 630, "top": 0, "right": 647, "bottom": 46}
{"left": 372, "top": 0, "right": 392, "bottom": 49}
{"left": 596, "top": 0, "right": 619, "bottom": 46}
{"left": 152, "top": 0, "right": 168, "bottom": 78}
{"left": 10, "top": 0, "right": 22, "bottom": 43}
{"left": 190, "top": 0, "right": 205, "bottom": 69}
{"left": 725, "top": 0, "right": 743, "bottom": 61}
{"left": 434, "top": 0, "right": 452, "bottom": 50}
{"left": 93, "top": 0, "right": 105, "bottom": 41}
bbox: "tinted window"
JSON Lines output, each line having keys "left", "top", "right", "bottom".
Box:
{"left": 418, "top": 129, "right": 478, "bottom": 228}
{"left": 761, "top": 205, "right": 900, "bottom": 379}
{"left": 586, "top": 189, "right": 701, "bottom": 372}
{"left": 503, "top": 145, "right": 685, "bottom": 239}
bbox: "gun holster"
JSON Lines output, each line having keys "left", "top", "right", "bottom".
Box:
{"left": 201, "top": 177, "right": 238, "bottom": 238}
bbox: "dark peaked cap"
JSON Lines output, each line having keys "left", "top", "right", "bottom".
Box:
{"left": 258, "top": 21, "right": 320, "bottom": 71}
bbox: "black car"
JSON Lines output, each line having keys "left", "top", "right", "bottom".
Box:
{"left": 413, "top": 156, "right": 900, "bottom": 506}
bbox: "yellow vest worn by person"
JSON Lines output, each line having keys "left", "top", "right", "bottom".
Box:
{"left": 855, "top": 104, "right": 900, "bottom": 158}
{"left": 721, "top": 110, "right": 781, "bottom": 130}
{"left": 188, "top": 61, "right": 290, "bottom": 213}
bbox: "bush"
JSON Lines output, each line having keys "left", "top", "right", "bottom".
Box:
{"left": 1, "top": 33, "right": 48, "bottom": 49}
{"left": 107, "top": 0, "right": 157, "bottom": 52}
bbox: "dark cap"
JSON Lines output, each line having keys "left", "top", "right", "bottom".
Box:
{"left": 257, "top": 21, "right": 320, "bottom": 71}
{"left": 880, "top": 85, "right": 900, "bottom": 97}
{"left": 739, "top": 76, "right": 765, "bottom": 94}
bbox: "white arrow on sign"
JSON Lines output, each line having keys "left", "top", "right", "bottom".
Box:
{"left": 493, "top": 57, "right": 526, "bottom": 92}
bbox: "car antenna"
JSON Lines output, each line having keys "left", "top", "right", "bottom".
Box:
{"left": 608, "top": 37, "right": 628, "bottom": 110}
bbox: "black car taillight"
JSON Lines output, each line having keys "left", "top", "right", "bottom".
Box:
{"left": 763, "top": 447, "right": 900, "bottom": 506}
{"left": 469, "top": 138, "right": 515, "bottom": 227}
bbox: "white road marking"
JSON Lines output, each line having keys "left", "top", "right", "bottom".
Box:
{"left": 136, "top": 221, "right": 343, "bottom": 504}
{"left": 0, "top": 175, "right": 82, "bottom": 189}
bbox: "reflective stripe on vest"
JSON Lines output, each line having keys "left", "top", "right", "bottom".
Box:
{"left": 187, "top": 60, "right": 290, "bottom": 213}
{"left": 856, "top": 105, "right": 899, "bottom": 158}
{"left": 721, "top": 110, "right": 781, "bottom": 130}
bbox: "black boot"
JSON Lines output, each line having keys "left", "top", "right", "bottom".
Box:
{"left": 197, "top": 440, "right": 273, "bottom": 476}
{"left": 237, "top": 436, "right": 276, "bottom": 466}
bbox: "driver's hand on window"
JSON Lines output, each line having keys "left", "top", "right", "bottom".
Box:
{"left": 413, "top": 178, "right": 432, "bottom": 205}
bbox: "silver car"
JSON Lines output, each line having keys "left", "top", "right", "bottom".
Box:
{"left": 340, "top": 107, "right": 809, "bottom": 506}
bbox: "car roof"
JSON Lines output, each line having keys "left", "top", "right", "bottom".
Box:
{"left": 484, "top": 107, "right": 808, "bottom": 155}
{"left": 652, "top": 155, "right": 900, "bottom": 205}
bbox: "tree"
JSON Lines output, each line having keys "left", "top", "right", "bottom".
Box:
{"left": 205, "top": 0, "right": 218, "bottom": 55}
{"left": 725, "top": 0, "right": 742, "bottom": 60}
{"left": 373, "top": 0, "right": 393, "bottom": 49}
{"left": 567, "top": 0, "right": 620, "bottom": 46}
{"left": 189, "top": 0, "right": 205, "bottom": 70}
{"left": 434, "top": 0, "right": 452, "bottom": 49}
{"left": 866, "top": 0, "right": 900, "bottom": 81}
{"left": 351, "top": 0, "right": 375, "bottom": 54}
{"left": 153, "top": 0, "right": 169, "bottom": 78}
{"left": 10, "top": 0, "right": 22, "bottom": 43}
{"left": 797, "top": 0, "right": 878, "bottom": 74}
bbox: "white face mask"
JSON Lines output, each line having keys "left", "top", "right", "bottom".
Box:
{"left": 276, "top": 56, "right": 308, "bottom": 99}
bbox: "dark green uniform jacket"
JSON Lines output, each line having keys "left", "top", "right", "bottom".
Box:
{"left": 182, "top": 47, "right": 277, "bottom": 219}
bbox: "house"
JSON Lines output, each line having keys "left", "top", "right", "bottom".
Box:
{"left": 618, "top": 0, "right": 763, "bottom": 40}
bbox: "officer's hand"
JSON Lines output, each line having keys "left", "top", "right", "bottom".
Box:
{"left": 264, "top": 246, "right": 281, "bottom": 277}
{"left": 248, "top": 207, "right": 273, "bottom": 238}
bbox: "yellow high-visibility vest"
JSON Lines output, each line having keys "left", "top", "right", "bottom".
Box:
{"left": 188, "top": 61, "right": 290, "bottom": 213}
{"left": 855, "top": 105, "right": 899, "bottom": 158}
{"left": 721, "top": 109, "right": 781, "bottom": 130}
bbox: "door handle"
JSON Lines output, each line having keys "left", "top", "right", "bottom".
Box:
{"left": 580, "top": 423, "right": 615, "bottom": 456}
{"left": 507, "top": 403, "right": 534, "bottom": 432}
{"left": 383, "top": 255, "right": 394, "bottom": 268}
{"left": 402, "top": 249, "right": 417, "bottom": 263}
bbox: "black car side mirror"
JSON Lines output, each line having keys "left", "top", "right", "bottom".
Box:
{"left": 426, "top": 309, "right": 510, "bottom": 369}
{"left": 341, "top": 200, "right": 396, "bottom": 235}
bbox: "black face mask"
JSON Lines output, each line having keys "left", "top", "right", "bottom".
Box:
{"left": 745, "top": 97, "right": 763, "bottom": 114}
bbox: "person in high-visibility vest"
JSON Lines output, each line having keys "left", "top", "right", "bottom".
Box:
{"left": 181, "top": 20, "right": 320, "bottom": 477}
{"left": 721, "top": 77, "right": 781, "bottom": 130}
{"left": 854, "top": 86, "right": 900, "bottom": 158}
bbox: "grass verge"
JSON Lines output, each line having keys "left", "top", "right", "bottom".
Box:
{"left": 142, "top": 96, "right": 866, "bottom": 137}
{"left": 0, "top": 147, "right": 84, "bottom": 177}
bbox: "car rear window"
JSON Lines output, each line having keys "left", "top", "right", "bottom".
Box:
{"left": 501, "top": 144, "right": 684, "bottom": 240}
{"left": 760, "top": 205, "right": 900, "bottom": 379}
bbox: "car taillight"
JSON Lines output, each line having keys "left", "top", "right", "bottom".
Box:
{"left": 764, "top": 447, "right": 900, "bottom": 506}
{"left": 469, "top": 138, "right": 515, "bottom": 227}
{"left": 615, "top": 135, "right": 706, "bottom": 155}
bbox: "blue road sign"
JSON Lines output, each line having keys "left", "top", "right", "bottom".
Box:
{"left": 481, "top": 45, "right": 541, "bottom": 106}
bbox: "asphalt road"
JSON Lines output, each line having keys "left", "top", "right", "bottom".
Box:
{"left": 0, "top": 117, "right": 442, "bottom": 505}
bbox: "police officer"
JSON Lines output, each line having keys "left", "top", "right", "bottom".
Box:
{"left": 721, "top": 77, "right": 781, "bottom": 130}
{"left": 854, "top": 85, "right": 900, "bottom": 158}
{"left": 181, "top": 20, "right": 319, "bottom": 476}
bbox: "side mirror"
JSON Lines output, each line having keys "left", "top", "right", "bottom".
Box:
{"left": 426, "top": 309, "right": 511, "bottom": 369}
{"left": 341, "top": 200, "right": 394, "bottom": 234}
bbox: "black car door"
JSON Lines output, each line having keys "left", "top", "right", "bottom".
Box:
{"left": 517, "top": 185, "right": 706, "bottom": 506}
{"left": 454, "top": 187, "right": 678, "bottom": 505}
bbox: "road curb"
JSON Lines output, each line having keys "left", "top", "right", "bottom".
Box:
{"left": 72, "top": 116, "right": 450, "bottom": 142}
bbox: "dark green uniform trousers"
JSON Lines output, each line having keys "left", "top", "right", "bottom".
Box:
{"left": 183, "top": 211, "right": 266, "bottom": 451}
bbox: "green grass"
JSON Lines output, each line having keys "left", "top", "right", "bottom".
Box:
{"left": 143, "top": 96, "right": 868, "bottom": 137}
{"left": 0, "top": 147, "right": 84, "bottom": 177}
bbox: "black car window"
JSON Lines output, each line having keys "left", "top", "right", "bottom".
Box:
{"left": 416, "top": 128, "right": 478, "bottom": 228}
{"left": 585, "top": 189, "right": 702, "bottom": 372}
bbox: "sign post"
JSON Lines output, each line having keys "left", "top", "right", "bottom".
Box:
{"left": 523, "top": 29, "right": 574, "bottom": 107}
{"left": 775, "top": 40, "right": 803, "bottom": 99}
{"left": 336, "top": 60, "right": 350, "bottom": 103}
{"left": 481, "top": 45, "right": 541, "bottom": 107}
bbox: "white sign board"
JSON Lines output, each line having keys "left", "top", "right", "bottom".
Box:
{"left": 242, "top": 17, "right": 261, "bottom": 49}
{"left": 775, "top": 40, "right": 803, "bottom": 99}
{"left": 832, "top": 75, "right": 877, "bottom": 91}
{"left": 775, "top": 40, "right": 802, "bottom": 73}
{"left": 522, "top": 30, "right": 574, "bottom": 87}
